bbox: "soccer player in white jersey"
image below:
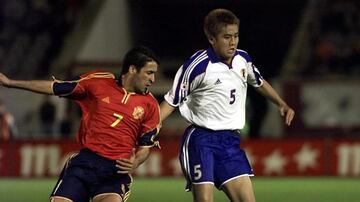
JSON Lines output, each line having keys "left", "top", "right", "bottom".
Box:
{"left": 160, "top": 8, "right": 295, "bottom": 202}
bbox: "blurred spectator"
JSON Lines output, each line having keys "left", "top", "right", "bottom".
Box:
{"left": 39, "top": 95, "right": 56, "bottom": 138}
{"left": 0, "top": 100, "right": 18, "bottom": 140}
{"left": 59, "top": 106, "right": 73, "bottom": 139}
{"left": 59, "top": 117, "right": 72, "bottom": 139}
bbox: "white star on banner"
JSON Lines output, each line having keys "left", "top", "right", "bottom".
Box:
{"left": 263, "top": 149, "right": 288, "bottom": 175}
{"left": 293, "top": 144, "right": 319, "bottom": 172}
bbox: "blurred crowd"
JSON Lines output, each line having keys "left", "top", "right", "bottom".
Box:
{"left": 0, "top": 0, "right": 86, "bottom": 79}
{"left": 303, "top": 0, "right": 360, "bottom": 77}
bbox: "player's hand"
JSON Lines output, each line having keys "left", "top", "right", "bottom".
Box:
{"left": 0, "top": 73, "right": 11, "bottom": 87}
{"left": 279, "top": 104, "right": 295, "bottom": 126}
{"left": 116, "top": 149, "right": 138, "bottom": 174}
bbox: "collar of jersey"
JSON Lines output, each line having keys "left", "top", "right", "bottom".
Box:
{"left": 207, "top": 47, "right": 234, "bottom": 69}
{"left": 207, "top": 47, "right": 221, "bottom": 63}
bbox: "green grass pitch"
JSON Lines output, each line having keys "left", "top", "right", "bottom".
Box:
{"left": 0, "top": 177, "right": 359, "bottom": 202}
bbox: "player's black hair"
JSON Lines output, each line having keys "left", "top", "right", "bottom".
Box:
{"left": 120, "top": 46, "right": 160, "bottom": 76}
{"left": 204, "top": 8, "right": 240, "bottom": 39}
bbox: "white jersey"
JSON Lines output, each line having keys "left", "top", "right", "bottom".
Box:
{"left": 164, "top": 48, "right": 263, "bottom": 130}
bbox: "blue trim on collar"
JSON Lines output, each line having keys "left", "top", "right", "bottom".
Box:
{"left": 206, "top": 47, "right": 222, "bottom": 63}
{"left": 207, "top": 47, "right": 234, "bottom": 69}
{"left": 237, "top": 50, "right": 252, "bottom": 62}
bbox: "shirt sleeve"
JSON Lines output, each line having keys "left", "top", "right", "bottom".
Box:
{"left": 164, "top": 54, "right": 208, "bottom": 106}
{"left": 53, "top": 75, "right": 88, "bottom": 99}
{"left": 138, "top": 97, "right": 161, "bottom": 147}
{"left": 53, "top": 71, "right": 115, "bottom": 99}
{"left": 247, "top": 62, "right": 264, "bottom": 87}
{"left": 164, "top": 65, "right": 185, "bottom": 107}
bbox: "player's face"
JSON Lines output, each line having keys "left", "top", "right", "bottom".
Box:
{"left": 209, "top": 24, "right": 239, "bottom": 65}
{"left": 133, "top": 61, "right": 158, "bottom": 93}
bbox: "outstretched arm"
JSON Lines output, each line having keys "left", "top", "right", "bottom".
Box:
{"left": 0, "top": 73, "right": 54, "bottom": 95}
{"left": 256, "top": 79, "right": 295, "bottom": 126}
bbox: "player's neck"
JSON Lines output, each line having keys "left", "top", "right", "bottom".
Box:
{"left": 121, "top": 76, "right": 135, "bottom": 93}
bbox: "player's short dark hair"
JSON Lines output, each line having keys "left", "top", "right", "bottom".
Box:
{"left": 120, "top": 46, "right": 159, "bottom": 76}
{"left": 204, "top": 8, "right": 240, "bottom": 39}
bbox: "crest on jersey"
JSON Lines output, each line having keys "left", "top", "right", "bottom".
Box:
{"left": 132, "top": 106, "right": 145, "bottom": 119}
{"left": 101, "top": 97, "right": 110, "bottom": 103}
{"left": 240, "top": 69, "right": 247, "bottom": 79}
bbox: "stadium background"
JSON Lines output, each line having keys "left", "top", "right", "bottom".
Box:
{"left": 0, "top": 0, "right": 360, "bottom": 201}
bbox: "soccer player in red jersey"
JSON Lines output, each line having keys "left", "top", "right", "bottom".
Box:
{"left": 0, "top": 46, "right": 161, "bottom": 202}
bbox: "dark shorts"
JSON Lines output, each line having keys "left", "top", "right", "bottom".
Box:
{"left": 179, "top": 125, "right": 254, "bottom": 191}
{"left": 50, "top": 148, "right": 132, "bottom": 202}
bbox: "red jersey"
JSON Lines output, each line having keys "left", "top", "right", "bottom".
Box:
{"left": 53, "top": 71, "right": 160, "bottom": 160}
